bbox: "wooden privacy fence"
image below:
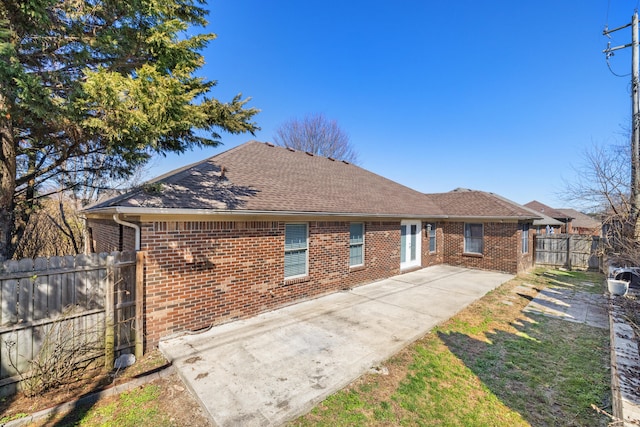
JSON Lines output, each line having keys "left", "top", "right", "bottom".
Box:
{"left": 0, "top": 251, "right": 143, "bottom": 395}
{"left": 534, "top": 234, "right": 601, "bottom": 270}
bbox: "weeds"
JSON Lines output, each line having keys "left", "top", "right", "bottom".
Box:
{"left": 4, "top": 306, "right": 103, "bottom": 397}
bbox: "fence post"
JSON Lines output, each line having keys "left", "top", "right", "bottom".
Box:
{"left": 566, "top": 235, "right": 572, "bottom": 271}
{"left": 104, "top": 255, "right": 115, "bottom": 369}
{"left": 135, "top": 251, "right": 145, "bottom": 359}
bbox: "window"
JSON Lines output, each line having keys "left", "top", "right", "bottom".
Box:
{"left": 285, "top": 223, "right": 308, "bottom": 279}
{"left": 349, "top": 223, "right": 364, "bottom": 267}
{"left": 464, "top": 223, "right": 483, "bottom": 254}
{"left": 426, "top": 223, "right": 436, "bottom": 252}
{"left": 521, "top": 223, "right": 530, "bottom": 254}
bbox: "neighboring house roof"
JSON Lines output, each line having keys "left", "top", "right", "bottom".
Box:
{"left": 523, "top": 200, "right": 573, "bottom": 221}
{"left": 531, "top": 213, "right": 563, "bottom": 227}
{"left": 425, "top": 188, "right": 542, "bottom": 220}
{"left": 85, "top": 141, "right": 446, "bottom": 218}
{"left": 557, "top": 208, "right": 601, "bottom": 230}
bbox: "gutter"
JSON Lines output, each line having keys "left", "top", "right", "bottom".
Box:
{"left": 84, "top": 207, "right": 540, "bottom": 222}
{"left": 112, "top": 214, "right": 141, "bottom": 251}
{"left": 84, "top": 206, "right": 450, "bottom": 220}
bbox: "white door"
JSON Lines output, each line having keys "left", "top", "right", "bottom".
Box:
{"left": 400, "top": 220, "right": 421, "bottom": 269}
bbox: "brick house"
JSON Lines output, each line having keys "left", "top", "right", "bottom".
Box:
{"left": 524, "top": 200, "right": 574, "bottom": 234}
{"left": 84, "top": 141, "right": 540, "bottom": 348}
{"left": 557, "top": 208, "right": 602, "bottom": 236}
{"left": 524, "top": 201, "right": 602, "bottom": 236}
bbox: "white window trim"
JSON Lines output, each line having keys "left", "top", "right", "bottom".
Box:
{"left": 284, "top": 223, "right": 309, "bottom": 280}
{"left": 464, "top": 223, "right": 484, "bottom": 255}
{"left": 349, "top": 222, "right": 365, "bottom": 267}
{"left": 521, "top": 223, "right": 529, "bottom": 254}
{"left": 426, "top": 223, "right": 437, "bottom": 253}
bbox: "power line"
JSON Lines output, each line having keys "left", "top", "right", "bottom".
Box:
{"left": 603, "top": 12, "right": 634, "bottom": 78}
{"left": 607, "top": 54, "right": 631, "bottom": 77}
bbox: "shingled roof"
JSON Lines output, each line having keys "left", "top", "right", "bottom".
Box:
{"left": 557, "top": 208, "right": 601, "bottom": 230}
{"left": 524, "top": 200, "right": 573, "bottom": 220}
{"left": 86, "top": 141, "right": 446, "bottom": 218}
{"left": 426, "top": 188, "right": 542, "bottom": 219}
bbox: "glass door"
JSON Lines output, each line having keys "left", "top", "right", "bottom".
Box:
{"left": 400, "top": 220, "right": 421, "bottom": 269}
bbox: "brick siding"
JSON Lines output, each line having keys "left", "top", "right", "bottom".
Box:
{"left": 517, "top": 226, "right": 534, "bottom": 273}
{"left": 422, "top": 223, "right": 444, "bottom": 267}
{"left": 90, "top": 218, "right": 529, "bottom": 349}
{"left": 87, "top": 219, "right": 136, "bottom": 253}
{"left": 442, "top": 221, "right": 528, "bottom": 274}
{"left": 139, "top": 219, "right": 434, "bottom": 348}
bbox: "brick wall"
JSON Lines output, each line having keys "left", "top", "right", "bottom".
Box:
{"left": 422, "top": 223, "right": 444, "bottom": 267}
{"left": 87, "top": 219, "right": 136, "bottom": 253}
{"left": 517, "top": 226, "right": 534, "bottom": 273}
{"left": 442, "top": 221, "right": 520, "bottom": 274}
{"left": 90, "top": 217, "right": 526, "bottom": 349}
{"left": 140, "top": 219, "right": 420, "bottom": 348}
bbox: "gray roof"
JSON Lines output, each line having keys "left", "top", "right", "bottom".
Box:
{"left": 85, "top": 142, "right": 541, "bottom": 221}
{"left": 425, "top": 188, "right": 542, "bottom": 220}
{"left": 557, "top": 208, "right": 601, "bottom": 230}
{"left": 524, "top": 200, "right": 573, "bottom": 220}
{"left": 531, "top": 214, "right": 563, "bottom": 227}
{"left": 86, "top": 141, "right": 445, "bottom": 218}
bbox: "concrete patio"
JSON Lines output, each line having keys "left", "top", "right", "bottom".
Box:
{"left": 159, "top": 265, "right": 513, "bottom": 427}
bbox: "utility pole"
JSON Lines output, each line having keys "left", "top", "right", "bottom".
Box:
{"left": 604, "top": 11, "right": 640, "bottom": 237}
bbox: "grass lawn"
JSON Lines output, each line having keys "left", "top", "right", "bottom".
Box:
{"left": 290, "top": 269, "right": 611, "bottom": 426}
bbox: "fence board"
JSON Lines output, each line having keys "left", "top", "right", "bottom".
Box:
{"left": 49, "top": 257, "right": 62, "bottom": 319}
{"left": 18, "top": 258, "right": 33, "bottom": 324}
{"left": 1, "top": 261, "right": 19, "bottom": 326}
{"left": 34, "top": 257, "right": 49, "bottom": 321}
{"left": 15, "top": 325, "right": 31, "bottom": 374}
{"left": 62, "top": 255, "right": 76, "bottom": 307}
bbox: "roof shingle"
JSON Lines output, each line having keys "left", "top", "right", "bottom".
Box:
{"left": 86, "top": 142, "right": 541, "bottom": 221}
{"left": 524, "top": 200, "right": 572, "bottom": 220}
{"left": 87, "top": 141, "right": 444, "bottom": 217}
{"left": 426, "top": 188, "right": 541, "bottom": 219}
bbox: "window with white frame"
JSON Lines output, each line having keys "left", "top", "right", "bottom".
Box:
{"left": 284, "top": 223, "right": 308, "bottom": 279}
{"left": 521, "top": 223, "right": 529, "bottom": 254}
{"left": 426, "top": 223, "right": 436, "bottom": 253}
{"left": 464, "top": 223, "right": 483, "bottom": 254}
{"left": 349, "top": 223, "right": 364, "bottom": 267}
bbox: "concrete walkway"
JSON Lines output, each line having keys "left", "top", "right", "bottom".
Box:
{"left": 522, "top": 283, "right": 609, "bottom": 329}
{"left": 159, "top": 265, "right": 513, "bottom": 427}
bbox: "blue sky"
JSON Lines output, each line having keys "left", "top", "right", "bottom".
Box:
{"left": 148, "top": 0, "right": 637, "bottom": 209}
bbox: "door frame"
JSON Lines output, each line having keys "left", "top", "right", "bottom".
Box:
{"left": 400, "top": 220, "right": 422, "bottom": 270}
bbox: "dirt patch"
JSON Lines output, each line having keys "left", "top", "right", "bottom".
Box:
{"left": 0, "top": 350, "right": 212, "bottom": 426}
{"left": 617, "top": 292, "right": 640, "bottom": 332}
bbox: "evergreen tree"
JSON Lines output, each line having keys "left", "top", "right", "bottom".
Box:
{"left": 0, "top": 0, "right": 259, "bottom": 259}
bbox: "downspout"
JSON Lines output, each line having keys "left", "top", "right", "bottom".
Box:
{"left": 113, "top": 214, "right": 141, "bottom": 251}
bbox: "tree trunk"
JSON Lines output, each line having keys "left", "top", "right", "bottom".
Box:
{"left": 0, "top": 98, "right": 17, "bottom": 261}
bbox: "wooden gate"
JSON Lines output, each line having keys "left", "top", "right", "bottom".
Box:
{"left": 534, "top": 234, "right": 600, "bottom": 270}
